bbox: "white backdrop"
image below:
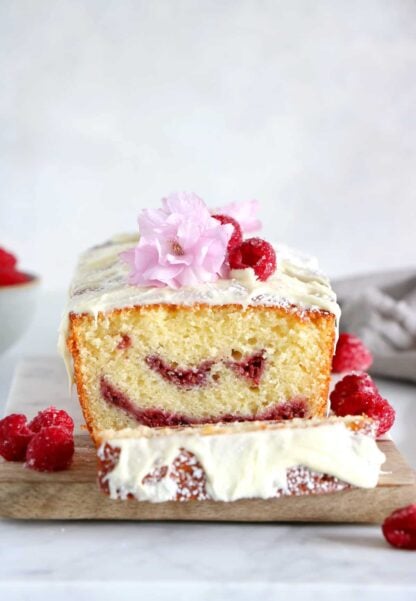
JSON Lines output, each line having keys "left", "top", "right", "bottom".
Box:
{"left": 1, "top": 0, "right": 416, "bottom": 290}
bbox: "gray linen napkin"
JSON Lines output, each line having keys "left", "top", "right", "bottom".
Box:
{"left": 332, "top": 270, "right": 416, "bottom": 382}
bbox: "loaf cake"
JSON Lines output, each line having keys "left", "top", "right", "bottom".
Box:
{"left": 60, "top": 193, "right": 340, "bottom": 442}
{"left": 97, "top": 416, "right": 384, "bottom": 502}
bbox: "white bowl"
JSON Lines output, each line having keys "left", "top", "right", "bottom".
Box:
{"left": 0, "top": 274, "right": 40, "bottom": 354}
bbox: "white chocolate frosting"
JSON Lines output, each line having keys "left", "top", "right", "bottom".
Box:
{"left": 63, "top": 234, "right": 339, "bottom": 316}
{"left": 58, "top": 234, "right": 340, "bottom": 378}
{"left": 97, "top": 417, "right": 385, "bottom": 502}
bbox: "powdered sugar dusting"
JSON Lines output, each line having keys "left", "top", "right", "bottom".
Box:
{"left": 97, "top": 417, "right": 384, "bottom": 503}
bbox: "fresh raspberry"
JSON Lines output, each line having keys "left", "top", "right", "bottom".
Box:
{"left": 29, "top": 406, "right": 74, "bottom": 434}
{"left": 26, "top": 426, "right": 74, "bottom": 472}
{"left": 330, "top": 373, "right": 378, "bottom": 413}
{"left": 0, "top": 247, "right": 17, "bottom": 269}
{"left": 332, "top": 333, "right": 373, "bottom": 373}
{"left": 330, "top": 373, "right": 395, "bottom": 437}
{"left": 0, "top": 414, "right": 33, "bottom": 461}
{"left": 382, "top": 504, "right": 416, "bottom": 550}
{"left": 0, "top": 268, "right": 30, "bottom": 286}
{"left": 212, "top": 214, "right": 243, "bottom": 252}
{"left": 370, "top": 396, "right": 396, "bottom": 436}
{"left": 229, "top": 237, "right": 276, "bottom": 281}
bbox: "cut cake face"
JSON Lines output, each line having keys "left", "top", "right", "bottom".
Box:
{"left": 61, "top": 237, "right": 339, "bottom": 439}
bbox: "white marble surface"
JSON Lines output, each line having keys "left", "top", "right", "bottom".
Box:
{"left": 0, "top": 291, "right": 415, "bottom": 600}
{"left": 0, "top": 519, "right": 415, "bottom": 601}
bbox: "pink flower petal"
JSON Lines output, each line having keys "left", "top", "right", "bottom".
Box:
{"left": 121, "top": 192, "right": 232, "bottom": 289}
{"left": 218, "top": 199, "right": 262, "bottom": 233}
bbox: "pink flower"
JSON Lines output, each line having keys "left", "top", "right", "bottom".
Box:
{"left": 121, "top": 192, "right": 233, "bottom": 288}
{"left": 218, "top": 199, "right": 262, "bottom": 234}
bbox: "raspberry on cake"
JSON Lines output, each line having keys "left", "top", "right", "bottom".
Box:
{"left": 59, "top": 193, "right": 340, "bottom": 442}
{"left": 212, "top": 214, "right": 243, "bottom": 252}
{"left": 96, "top": 416, "right": 384, "bottom": 502}
{"left": 228, "top": 237, "right": 276, "bottom": 281}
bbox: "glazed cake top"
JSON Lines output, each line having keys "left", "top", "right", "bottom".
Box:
{"left": 63, "top": 233, "right": 340, "bottom": 319}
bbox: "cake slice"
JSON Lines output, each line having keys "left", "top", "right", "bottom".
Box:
{"left": 96, "top": 416, "right": 384, "bottom": 502}
{"left": 59, "top": 195, "right": 340, "bottom": 440}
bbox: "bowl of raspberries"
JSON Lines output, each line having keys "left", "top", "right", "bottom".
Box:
{"left": 0, "top": 246, "right": 40, "bottom": 354}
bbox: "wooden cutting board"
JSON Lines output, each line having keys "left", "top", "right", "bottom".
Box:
{"left": 0, "top": 435, "right": 415, "bottom": 522}
{"left": 1, "top": 358, "right": 415, "bottom": 523}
